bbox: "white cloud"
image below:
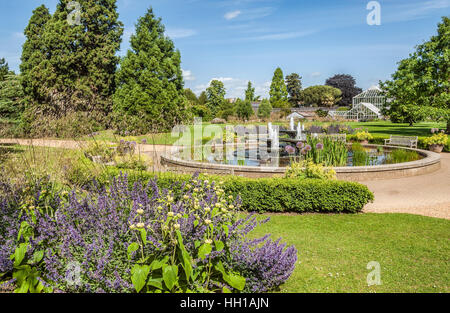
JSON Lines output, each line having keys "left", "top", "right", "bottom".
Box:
{"left": 245, "top": 29, "right": 317, "bottom": 41}
{"left": 384, "top": 0, "right": 450, "bottom": 23}
{"left": 224, "top": 10, "right": 242, "bottom": 20}
{"left": 166, "top": 28, "right": 197, "bottom": 39}
{"left": 182, "top": 69, "right": 196, "bottom": 81}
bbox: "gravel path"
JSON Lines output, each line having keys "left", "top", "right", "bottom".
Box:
{"left": 2, "top": 138, "right": 449, "bottom": 219}
{"left": 363, "top": 153, "right": 450, "bottom": 220}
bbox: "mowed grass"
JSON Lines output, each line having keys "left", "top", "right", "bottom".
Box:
{"left": 248, "top": 213, "right": 449, "bottom": 293}
{"left": 79, "top": 121, "right": 445, "bottom": 146}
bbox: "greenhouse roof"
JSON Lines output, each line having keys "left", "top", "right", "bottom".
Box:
{"left": 354, "top": 86, "right": 384, "bottom": 99}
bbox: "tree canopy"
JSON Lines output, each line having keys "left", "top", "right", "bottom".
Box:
{"left": 26, "top": 0, "right": 123, "bottom": 121}
{"left": 236, "top": 99, "right": 253, "bottom": 121}
{"left": 269, "top": 67, "right": 288, "bottom": 108}
{"left": 301, "top": 85, "right": 342, "bottom": 107}
{"left": 257, "top": 99, "right": 272, "bottom": 120}
{"left": 206, "top": 80, "right": 226, "bottom": 117}
{"left": 285, "top": 73, "right": 302, "bottom": 106}
{"left": 113, "top": 7, "right": 188, "bottom": 134}
{"left": 0, "top": 74, "right": 24, "bottom": 122}
{"left": 325, "top": 74, "right": 362, "bottom": 106}
{"left": 380, "top": 17, "right": 449, "bottom": 130}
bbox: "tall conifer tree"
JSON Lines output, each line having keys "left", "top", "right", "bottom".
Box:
{"left": 113, "top": 7, "right": 188, "bottom": 133}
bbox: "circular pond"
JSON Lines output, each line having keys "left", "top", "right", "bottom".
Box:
{"left": 161, "top": 144, "right": 441, "bottom": 181}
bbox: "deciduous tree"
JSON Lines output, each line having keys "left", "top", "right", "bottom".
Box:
{"left": 380, "top": 17, "right": 450, "bottom": 131}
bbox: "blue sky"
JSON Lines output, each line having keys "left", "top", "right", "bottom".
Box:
{"left": 0, "top": 0, "right": 449, "bottom": 98}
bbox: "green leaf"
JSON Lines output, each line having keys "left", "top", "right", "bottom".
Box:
{"left": 140, "top": 229, "right": 147, "bottom": 245}
{"left": 222, "top": 225, "right": 229, "bottom": 237}
{"left": 131, "top": 264, "right": 150, "bottom": 293}
{"left": 222, "top": 286, "right": 232, "bottom": 293}
{"left": 29, "top": 250, "right": 44, "bottom": 265}
{"left": 198, "top": 243, "right": 212, "bottom": 260}
{"left": 214, "top": 240, "right": 224, "bottom": 252}
{"left": 224, "top": 273, "right": 246, "bottom": 291}
{"left": 127, "top": 243, "right": 139, "bottom": 260}
{"left": 162, "top": 264, "right": 178, "bottom": 291}
{"left": 150, "top": 256, "right": 169, "bottom": 270}
{"left": 13, "top": 243, "right": 28, "bottom": 267}
{"left": 147, "top": 277, "right": 163, "bottom": 290}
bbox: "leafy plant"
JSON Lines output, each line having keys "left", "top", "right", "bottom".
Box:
{"left": 285, "top": 160, "right": 337, "bottom": 180}
{"left": 355, "top": 130, "right": 373, "bottom": 142}
{"left": 423, "top": 133, "right": 448, "bottom": 146}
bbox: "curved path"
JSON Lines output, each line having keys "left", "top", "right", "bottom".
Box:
{"left": 1, "top": 138, "right": 449, "bottom": 220}
{"left": 363, "top": 152, "right": 450, "bottom": 220}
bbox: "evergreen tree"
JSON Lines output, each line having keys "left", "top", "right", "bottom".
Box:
{"left": 0, "top": 74, "right": 24, "bottom": 122}
{"left": 257, "top": 99, "right": 272, "bottom": 120}
{"left": 236, "top": 99, "right": 253, "bottom": 121}
{"left": 285, "top": 73, "right": 302, "bottom": 106}
{"left": 206, "top": 80, "right": 226, "bottom": 117}
{"left": 114, "top": 7, "right": 188, "bottom": 133}
{"left": 29, "top": 0, "right": 123, "bottom": 120}
{"left": 0, "top": 58, "right": 10, "bottom": 82}
{"left": 269, "top": 67, "right": 288, "bottom": 108}
{"left": 325, "top": 74, "right": 362, "bottom": 106}
{"left": 245, "top": 81, "right": 256, "bottom": 102}
{"left": 20, "top": 5, "right": 51, "bottom": 102}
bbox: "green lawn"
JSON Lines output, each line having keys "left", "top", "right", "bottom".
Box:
{"left": 249, "top": 213, "right": 449, "bottom": 293}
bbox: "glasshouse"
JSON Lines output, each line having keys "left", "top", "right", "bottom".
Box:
{"left": 330, "top": 86, "right": 386, "bottom": 121}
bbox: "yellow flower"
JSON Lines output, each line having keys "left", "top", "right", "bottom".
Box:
{"left": 204, "top": 207, "right": 211, "bottom": 213}
{"left": 228, "top": 205, "right": 234, "bottom": 209}
{"left": 173, "top": 223, "right": 181, "bottom": 230}
{"left": 167, "top": 212, "right": 175, "bottom": 217}
{"left": 129, "top": 224, "right": 136, "bottom": 230}
{"left": 205, "top": 219, "right": 212, "bottom": 225}
{"left": 136, "top": 209, "right": 144, "bottom": 215}
{"left": 205, "top": 239, "right": 213, "bottom": 245}
{"left": 136, "top": 223, "right": 145, "bottom": 229}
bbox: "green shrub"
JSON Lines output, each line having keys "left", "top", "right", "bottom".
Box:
{"left": 99, "top": 169, "right": 374, "bottom": 214}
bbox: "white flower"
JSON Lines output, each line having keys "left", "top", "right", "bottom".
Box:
{"left": 136, "top": 223, "right": 145, "bottom": 229}
{"left": 136, "top": 209, "right": 144, "bottom": 215}
{"left": 173, "top": 223, "right": 180, "bottom": 230}
{"left": 129, "top": 224, "right": 136, "bottom": 230}
{"left": 167, "top": 212, "right": 175, "bottom": 217}
{"left": 204, "top": 219, "right": 212, "bottom": 225}
{"left": 228, "top": 205, "right": 234, "bottom": 209}
{"left": 204, "top": 207, "right": 211, "bottom": 213}
{"left": 205, "top": 239, "right": 213, "bottom": 245}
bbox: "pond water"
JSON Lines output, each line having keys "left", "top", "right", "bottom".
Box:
{"left": 176, "top": 145, "right": 422, "bottom": 168}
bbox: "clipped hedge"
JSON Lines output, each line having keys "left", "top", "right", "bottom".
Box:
{"left": 99, "top": 168, "right": 374, "bottom": 214}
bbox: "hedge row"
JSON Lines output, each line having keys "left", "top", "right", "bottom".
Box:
{"left": 100, "top": 169, "right": 374, "bottom": 214}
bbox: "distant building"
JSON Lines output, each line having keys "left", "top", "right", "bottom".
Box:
{"left": 286, "top": 112, "right": 306, "bottom": 120}
{"left": 329, "top": 86, "right": 386, "bottom": 121}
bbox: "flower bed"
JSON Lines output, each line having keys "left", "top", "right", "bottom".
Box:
{"left": 0, "top": 174, "right": 297, "bottom": 293}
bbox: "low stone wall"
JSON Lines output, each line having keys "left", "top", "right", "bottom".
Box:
{"left": 160, "top": 144, "right": 442, "bottom": 182}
